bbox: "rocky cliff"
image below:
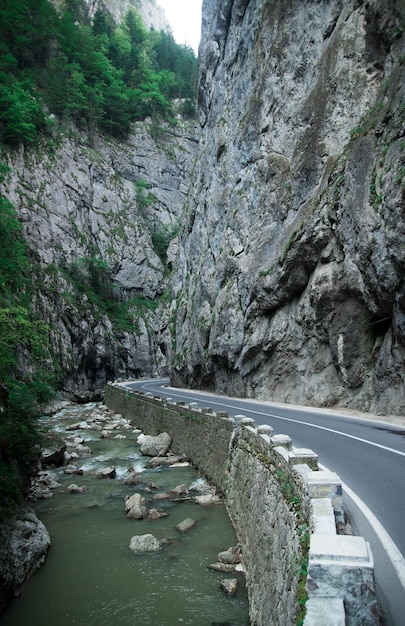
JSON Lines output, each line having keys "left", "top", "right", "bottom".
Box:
{"left": 1, "top": 117, "right": 197, "bottom": 398}
{"left": 169, "top": 0, "right": 405, "bottom": 415}
{"left": 0, "top": 510, "right": 51, "bottom": 611}
{"left": 84, "top": 0, "right": 171, "bottom": 32}
{"left": 0, "top": 0, "right": 200, "bottom": 399}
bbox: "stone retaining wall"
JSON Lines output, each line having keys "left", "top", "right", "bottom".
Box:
{"left": 103, "top": 384, "right": 233, "bottom": 491}
{"left": 104, "top": 383, "right": 378, "bottom": 625}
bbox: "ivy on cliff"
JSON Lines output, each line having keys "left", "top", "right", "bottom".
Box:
{"left": 0, "top": 0, "right": 198, "bottom": 145}
{"left": 0, "top": 163, "right": 58, "bottom": 517}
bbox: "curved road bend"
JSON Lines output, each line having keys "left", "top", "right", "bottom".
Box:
{"left": 123, "top": 378, "right": 405, "bottom": 625}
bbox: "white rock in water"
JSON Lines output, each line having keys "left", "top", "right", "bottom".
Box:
{"left": 129, "top": 534, "right": 162, "bottom": 553}
{"left": 125, "top": 493, "right": 146, "bottom": 512}
{"left": 67, "top": 484, "right": 87, "bottom": 494}
{"left": 176, "top": 518, "right": 196, "bottom": 533}
{"left": 195, "top": 494, "right": 221, "bottom": 505}
{"left": 139, "top": 432, "right": 171, "bottom": 457}
{"left": 220, "top": 578, "right": 238, "bottom": 596}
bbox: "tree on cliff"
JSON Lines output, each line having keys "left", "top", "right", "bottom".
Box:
{"left": 0, "top": 0, "right": 198, "bottom": 145}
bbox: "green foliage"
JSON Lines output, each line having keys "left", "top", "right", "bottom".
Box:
{"left": 180, "top": 98, "right": 196, "bottom": 119}
{"left": 107, "top": 296, "right": 160, "bottom": 333}
{"left": 65, "top": 255, "right": 113, "bottom": 304}
{"left": 64, "top": 255, "right": 160, "bottom": 333}
{"left": 135, "top": 179, "right": 178, "bottom": 264}
{"left": 273, "top": 466, "right": 309, "bottom": 624}
{"left": 281, "top": 229, "right": 299, "bottom": 262}
{"left": 0, "top": 74, "right": 51, "bottom": 145}
{"left": 395, "top": 166, "right": 405, "bottom": 185}
{"left": 151, "top": 225, "right": 178, "bottom": 264}
{"left": 135, "top": 178, "right": 156, "bottom": 214}
{"left": 0, "top": 165, "right": 58, "bottom": 515}
{"left": 152, "top": 31, "right": 198, "bottom": 99}
{"left": 370, "top": 170, "right": 383, "bottom": 207}
{"left": 0, "top": 0, "right": 198, "bottom": 145}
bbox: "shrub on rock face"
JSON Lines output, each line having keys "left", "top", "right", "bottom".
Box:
{"left": 129, "top": 534, "right": 162, "bottom": 553}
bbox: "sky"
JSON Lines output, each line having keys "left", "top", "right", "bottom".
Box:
{"left": 157, "top": 0, "right": 203, "bottom": 54}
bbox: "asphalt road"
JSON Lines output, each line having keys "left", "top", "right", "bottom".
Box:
{"left": 124, "top": 378, "right": 405, "bottom": 625}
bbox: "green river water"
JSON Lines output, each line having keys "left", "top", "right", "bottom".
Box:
{"left": 1, "top": 404, "right": 250, "bottom": 626}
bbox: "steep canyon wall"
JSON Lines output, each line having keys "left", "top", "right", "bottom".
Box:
{"left": 84, "top": 0, "right": 171, "bottom": 32}
{"left": 0, "top": 0, "right": 198, "bottom": 400}
{"left": 1, "top": 119, "right": 198, "bottom": 398}
{"left": 169, "top": 0, "right": 405, "bottom": 415}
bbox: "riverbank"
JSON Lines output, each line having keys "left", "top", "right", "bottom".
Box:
{"left": 0, "top": 401, "right": 249, "bottom": 625}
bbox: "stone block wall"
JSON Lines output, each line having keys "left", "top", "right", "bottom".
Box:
{"left": 104, "top": 383, "right": 378, "bottom": 625}
{"left": 103, "top": 383, "right": 233, "bottom": 491}
{"left": 226, "top": 428, "right": 309, "bottom": 625}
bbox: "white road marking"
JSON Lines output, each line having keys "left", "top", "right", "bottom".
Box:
{"left": 146, "top": 382, "right": 405, "bottom": 458}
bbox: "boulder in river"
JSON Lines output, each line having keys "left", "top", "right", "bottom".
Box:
{"left": 146, "top": 455, "right": 184, "bottom": 468}
{"left": 129, "top": 534, "right": 162, "bottom": 553}
{"left": 220, "top": 578, "right": 238, "bottom": 596}
{"left": 218, "top": 547, "right": 241, "bottom": 565}
{"left": 195, "top": 494, "right": 221, "bottom": 505}
{"left": 137, "top": 432, "right": 171, "bottom": 457}
{"left": 96, "top": 466, "right": 116, "bottom": 479}
{"left": 75, "top": 444, "right": 92, "bottom": 457}
{"left": 176, "top": 518, "right": 196, "bottom": 533}
{"left": 66, "top": 421, "right": 91, "bottom": 431}
{"left": 41, "top": 433, "right": 66, "bottom": 467}
{"left": 125, "top": 493, "right": 148, "bottom": 519}
{"left": 152, "top": 492, "right": 172, "bottom": 501}
{"left": 208, "top": 562, "right": 238, "bottom": 573}
{"left": 169, "top": 484, "right": 188, "bottom": 496}
{"left": 67, "top": 484, "right": 87, "bottom": 494}
{"left": 147, "top": 509, "right": 169, "bottom": 520}
{"left": 0, "top": 509, "right": 51, "bottom": 609}
{"left": 122, "top": 471, "right": 144, "bottom": 486}
{"left": 64, "top": 465, "right": 84, "bottom": 476}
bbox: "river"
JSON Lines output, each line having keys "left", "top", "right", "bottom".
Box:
{"left": 1, "top": 403, "right": 249, "bottom": 626}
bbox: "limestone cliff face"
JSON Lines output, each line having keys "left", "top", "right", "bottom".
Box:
{"left": 0, "top": 510, "right": 50, "bottom": 610}
{"left": 84, "top": 0, "right": 171, "bottom": 32}
{"left": 0, "top": 0, "right": 198, "bottom": 400}
{"left": 170, "top": 0, "right": 405, "bottom": 414}
{"left": 2, "top": 119, "right": 198, "bottom": 398}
